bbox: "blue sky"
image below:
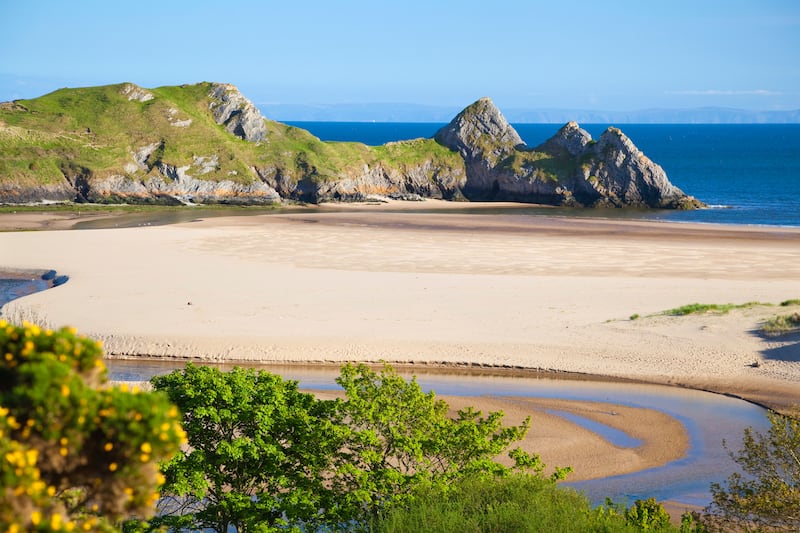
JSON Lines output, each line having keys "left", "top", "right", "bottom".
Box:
{"left": 1, "top": 0, "right": 798, "bottom": 112}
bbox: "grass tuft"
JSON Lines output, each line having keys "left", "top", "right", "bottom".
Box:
{"left": 761, "top": 313, "right": 800, "bottom": 336}
{"left": 663, "top": 302, "right": 763, "bottom": 316}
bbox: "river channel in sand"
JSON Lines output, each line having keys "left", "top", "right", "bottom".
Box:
{"left": 108, "top": 359, "right": 770, "bottom": 507}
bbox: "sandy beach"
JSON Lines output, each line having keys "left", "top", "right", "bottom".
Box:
{"left": 1, "top": 201, "right": 799, "bottom": 494}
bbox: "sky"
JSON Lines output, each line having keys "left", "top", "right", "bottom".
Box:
{"left": 1, "top": 0, "right": 799, "bottom": 113}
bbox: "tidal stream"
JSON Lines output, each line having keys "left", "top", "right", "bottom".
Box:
{"left": 109, "top": 359, "right": 769, "bottom": 507}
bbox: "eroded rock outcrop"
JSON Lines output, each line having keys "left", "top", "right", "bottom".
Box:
{"left": 208, "top": 83, "right": 268, "bottom": 142}
{"left": 434, "top": 98, "right": 702, "bottom": 208}
{"left": 258, "top": 150, "right": 466, "bottom": 204}
{"left": 86, "top": 171, "right": 280, "bottom": 205}
{"left": 119, "top": 83, "right": 154, "bottom": 103}
{"left": 434, "top": 97, "right": 523, "bottom": 164}
{"left": 575, "top": 127, "right": 697, "bottom": 208}
{"left": 0, "top": 183, "right": 75, "bottom": 203}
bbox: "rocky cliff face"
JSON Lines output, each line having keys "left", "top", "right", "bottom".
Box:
{"left": 434, "top": 98, "right": 702, "bottom": 208}
{"left": 434, "top": 97, "right": 523, "bottom": 164}
{"left": 208, "top": 83, "right": 268, "bottom": 142}
{"left": 86, "top": 171, "right": 280, "bottom": 205}
{"left": 575, "top": 127, "right": 693, "bottom": 208}
{"left": 256, "top": 149, "right": 466, "bottom": 204}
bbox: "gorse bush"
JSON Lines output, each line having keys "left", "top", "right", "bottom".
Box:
{"left": 0, "top": 321, "right": 186, "bottom": 532}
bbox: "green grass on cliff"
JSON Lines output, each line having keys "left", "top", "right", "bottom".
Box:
{"left": 499, "top": 150, "right": 565, "bottom": 182}
{"left": 373, "top": 139, "right": 464, "bottom": 178}
{"left": 0, "top": 82, "right": 464, "bottom": 192}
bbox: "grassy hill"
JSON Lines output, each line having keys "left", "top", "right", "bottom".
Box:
{"left": 0, "top": 82, "right": 464, "bottom": 203}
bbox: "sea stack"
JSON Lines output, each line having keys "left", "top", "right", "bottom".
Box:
{"left": 434, "top": 98, "right": 703, "bottom": 208}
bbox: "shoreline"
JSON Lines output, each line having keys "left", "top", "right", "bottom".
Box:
{"left": 103, "top": 353, "right": 797, "bottom": 414}
{"left": 4, "top": 198, "right": 800, "bottom": 233}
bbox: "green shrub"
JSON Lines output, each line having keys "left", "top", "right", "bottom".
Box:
{"left": 370, "top": 474, "right": 647, "bottom": 532}
{"left": 663, "top": 302, "right": 761, "bottom": 316}
{"left": 624, "top": 497, "right": 672, "bottom": 530}
{"left": 761, "top": 313, "right": 800, "bottom": 336}
{"left": 706, "top": 409, "right": 800, "bottom": 531}
{"left": 0, "top": 321, "right": 185, "bottom": 532}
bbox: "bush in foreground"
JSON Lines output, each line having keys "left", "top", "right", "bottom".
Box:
{"left": 0, "top": 321, "right": 186, "bottom": 532}
{"left": 368, "top": 474, "right": 700, "bottom": 533}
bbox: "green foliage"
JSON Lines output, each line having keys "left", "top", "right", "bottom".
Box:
{"left": 623, "top": 498, "right": 672, "bottom": 530}
{"left": 0, "top": 321, "right": 185, "bottom": 532}
{"left": 150, "top": 363, "right": 345, "bottom": 533}
{"left": 706, "top": 409, "right": 800, "bottom": 531}
{"left": 332, "top": 363, "right": 563, "bottom": 523}
{"left": 680, "top": 512, "right": 709, "bottom": 533}
{"left": 780, "top": 299, "right": 800, "bottom": 307}
{"left": 761, "top": 313, "right": 800, "bottom": 336}
{"left": 663, "top": 301, "right": 763, "bottom": 316}
{"left": 147, "top": 362, "right": 557, "bottom": 531}
{"left": 370, "top": 473, "right": 650, "bottom": 533}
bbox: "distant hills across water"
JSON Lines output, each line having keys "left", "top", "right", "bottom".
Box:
{"left": 259, "top": 102, "right": 800, "bottom": 124}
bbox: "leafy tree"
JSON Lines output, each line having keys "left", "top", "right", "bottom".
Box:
{"left": 705, "top": 409, "right": 800, "bottom": 532}
{"left": 332, "top": 363, "right": 568, "bottom": 523}
{"left": 623, "top": 497, "right": 672, "bottom": 531}
{"left": 0, "top": 321, "right": 185, "bottom": 532}
{"left": 150, "top": 364, "right": 346, "bottom": 533}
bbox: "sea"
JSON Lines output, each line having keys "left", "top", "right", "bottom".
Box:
{"left": 286, "top": 122, "right": 800, "bottom": 227}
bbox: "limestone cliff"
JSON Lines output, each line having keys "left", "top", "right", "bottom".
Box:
{"left": 434, "top": 98, "right": 702, "bottom": 208}
{"left": 208, "top": 83, "right": 268, "bottom": 142}
{"left": 0, "top": 83, "right": 701, "bottom": 209}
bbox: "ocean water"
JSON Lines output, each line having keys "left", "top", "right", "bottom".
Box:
{"left": 287, "top": 122, "right": 800, "bottom": 227}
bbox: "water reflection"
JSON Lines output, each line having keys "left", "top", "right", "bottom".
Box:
{"left": 0, "top": 271, "right": 57, "bottom": 311}
{"left": 68, "top": 204, "right": 690, "bottom": 231}
{"left": 108, "top": 360, "right": 768, "bottom": 507}
{"left": 70, "top": 207, "right": 286, "bottom": 230}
